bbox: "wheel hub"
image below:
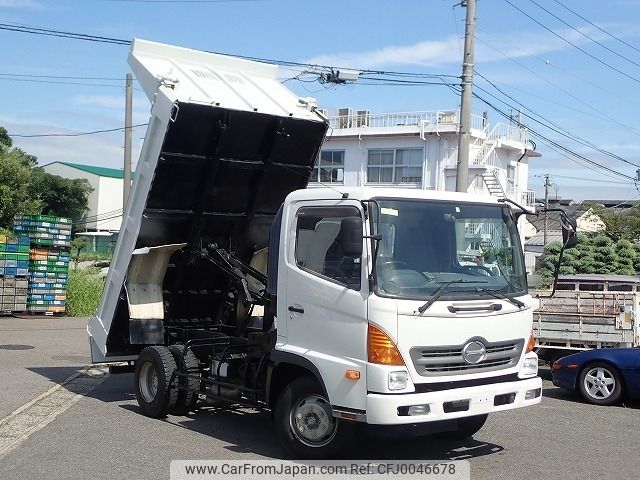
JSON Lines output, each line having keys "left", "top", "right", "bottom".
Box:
{"left": 290, "top": 395, "right": 337, "bottom": 447}
{"left": 139, "top": 361, "right": 159, "bottom": 403}
{"left": 584, "top": 367, "right": 615, "bottom": 399}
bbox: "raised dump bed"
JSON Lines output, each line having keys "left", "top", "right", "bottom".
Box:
{"left": 88, "top": 39, "right": 327, "bottom": 362}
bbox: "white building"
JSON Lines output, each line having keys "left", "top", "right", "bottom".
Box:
{"left": 42, "top": 162, "right": 129, "bottom": 253}
{"left": 313, "top": 109, "right": 537, "bottom": 208}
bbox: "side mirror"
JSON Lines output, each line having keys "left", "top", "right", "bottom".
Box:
{"left": 560, "top": 214, "right": 578, "bottom": 249}
{"left": 338, "top": 216, "right": 363, "bottom": 257}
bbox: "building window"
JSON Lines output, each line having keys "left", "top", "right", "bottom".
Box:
{"left": 310, "top": 150, "right": 344, "bottom": 184}
{"left": 367, "top": 148, "right": 423, "bottom": 184}
{"left": 507, "top": 165, "right": 516, "bottom": 191}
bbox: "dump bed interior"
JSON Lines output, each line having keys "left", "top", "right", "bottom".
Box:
{"left": 88, "top": 40, "right": 327, "bottom": 361}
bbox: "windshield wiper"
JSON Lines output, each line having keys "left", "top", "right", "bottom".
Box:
{"left": 475, "top": 287, "right": 525, "bottom": 309}
{"left": 417, "top": 279, "right": 487, "bottom": 314}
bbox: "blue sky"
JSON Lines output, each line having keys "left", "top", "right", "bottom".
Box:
{"left": 2, "top": 0, "right": 640, "bottom": 201}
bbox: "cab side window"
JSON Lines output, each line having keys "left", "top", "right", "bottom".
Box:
{"left": 295, "top": 206, "right": 362, "bottom": 290}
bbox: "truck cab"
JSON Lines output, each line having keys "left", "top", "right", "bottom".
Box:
{"left": 88, "top": 39, "right": 541, "bottom": 459}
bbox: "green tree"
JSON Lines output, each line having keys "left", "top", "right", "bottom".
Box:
{"left": 31, "top": 168, "right": 92, "bottom": 223}
{"left": 0, "top": 149, "right": 41, "bottom": 227}
{"left": 587, "top": 203, "right": 640, "bottom": 241}
{"left": 536, "top": 234, "right": 640, "bottom": 277}
{"left": 0, "top": 127, "right": 92, "bottom": 229}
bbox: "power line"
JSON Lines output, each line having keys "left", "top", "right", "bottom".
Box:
{"left": 0, "top": 77, "right": 124, "bottom": 88}
{"left": 0, "top": 73, "right": 124, "bottom": 81}
{"left": 473, "top": 70, "right": 640, "bottom": 169}
{"left": 548, "top": 173, "right": 632, "bottom": 185}
{"left": 471, "top": 90, "right": 637, "bottom": 181}
{"left": 503, "top": 0, "right": 640, "bottom": 85}
{"left": 551, "top": 0, "right": 640, "bottom": 56}
{"left": 0, "top": 22, "right": 129, "bottom": 45}
{"left": 11, "top": 124, "right": 148, "bottom": 138}
{"left": 0, "top": 20, "right": 457, "bottom": 84}
{"left": 476, "top": 30, "right": 640, "bottom": 113}
{"left": 528, "top": 0, "right": 640, "bottom": 70}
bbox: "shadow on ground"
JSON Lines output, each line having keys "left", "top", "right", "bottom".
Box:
{"left": 27, "top": 367, "right": 507, "bottom": 460}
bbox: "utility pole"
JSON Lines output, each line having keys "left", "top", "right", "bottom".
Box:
{"left": 543, "top": 174, "right": 551, "bottom": 246}
{"left": 123, "top": 72, "right": 133, "bottom": 209}
{"left": 455, "top": 0, "right": 477, "bottom": 193}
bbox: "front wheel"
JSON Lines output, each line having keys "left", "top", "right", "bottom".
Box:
{"left": 273, "top": 377, "right": 355, "bottom": 459}
{"left": 578, "top": 362, "right": 622, "bottom": 405}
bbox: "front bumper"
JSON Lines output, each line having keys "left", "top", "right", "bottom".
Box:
{"left": 366, "top": 376, "right": 542, "bottom": 424}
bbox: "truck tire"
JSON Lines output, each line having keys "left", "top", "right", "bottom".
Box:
{"left": 436, "top": 414, "right": 488, "bottom": 440}
{"left": 274, "top": 376, "right": 355, "bottom": 459}
{"left": 168, "top": 345, "right": 201, "bottom": 415}
{"left": 134, "top": 346, "right": 178, "bottom": 418}
{"left": 578, "top": 362, "right": 622, "bottom": 406}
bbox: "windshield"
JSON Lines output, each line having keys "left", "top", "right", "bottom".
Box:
{"left": 371, "top": 199, "right": 527, "bottom": 300}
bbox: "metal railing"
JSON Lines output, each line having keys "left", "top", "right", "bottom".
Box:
{"left": 327, "top": 110, "right": 456, "bottom": 129}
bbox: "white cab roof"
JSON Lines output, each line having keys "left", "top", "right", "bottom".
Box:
{"left": 287, "top": 187, "right": 503, "bottom": 205}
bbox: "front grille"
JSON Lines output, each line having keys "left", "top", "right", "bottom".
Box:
{"left": 410, "top": 338, "right": 524, "bottom": 377}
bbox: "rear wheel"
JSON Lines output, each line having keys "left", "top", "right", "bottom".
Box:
{"left": 134, "top": 346, "right": 178, "bottom": 418}
{"left": 274, "top": 376, "right": 355, "bottom": 459}
{"left": 578, "top": 362, "right": 622, "bottom": 406}
{"left": 168, "top": 345, "right": 201, "bottom": 415}
{"left": 436, "top": 414, "right": 488, "bottom": 440}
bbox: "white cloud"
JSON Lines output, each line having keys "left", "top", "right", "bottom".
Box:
{"left": 0, "top": 0, "right": 42, "bottom": 8}
{"left": 304, "top": 25, "right": 621, "bottom": 69}
{"left": 1, "top": 119, "right": 143, "bottom": 169}
{"left": 73, "top": 95, "right": 125, "bottom": 110}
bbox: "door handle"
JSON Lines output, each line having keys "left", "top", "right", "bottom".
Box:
{"left": 288, "top": 305, "right": 305, "bottom": 314}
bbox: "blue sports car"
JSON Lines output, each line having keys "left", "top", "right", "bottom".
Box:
{"left": 552, "top": 348, "right": 640, "bottom": 405}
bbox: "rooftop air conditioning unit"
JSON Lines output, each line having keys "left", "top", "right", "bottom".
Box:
{"left": 438, "top": 111, "right": 457, "bottom": 124}
{"left": 337, "top": 107, "right": 353, "bottom": 128}
{"left": 356, "top": 110, "right": 370, "bottom": 127}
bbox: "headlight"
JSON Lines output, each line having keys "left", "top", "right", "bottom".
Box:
{"left": 520, "top": 356, "right": 538, "bottom": 378}
{"left": 388, "top": 371, "right": 409, "bottom": 390}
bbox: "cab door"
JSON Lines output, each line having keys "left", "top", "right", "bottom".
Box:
{"left": 279, "top": 201, "right": 369, "bottom": 409}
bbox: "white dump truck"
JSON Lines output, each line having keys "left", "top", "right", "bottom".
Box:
{"left": 534, "top": 274, "right": 640, "bottom": 362}
{"left": 89, "top": 39, "right": 548, "bottom": 458}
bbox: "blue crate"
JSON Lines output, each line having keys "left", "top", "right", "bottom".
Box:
{"left": 28, "top": 294, "right": 57, "bottom": 302}
{"left": 5, "top": 244, "right": 18, "bottom": 252}
{"left": 1, "top": 267, "right": 17, "bottom": 276}
{"left": 17, "top": 260, "right": 28, "bottom": 269}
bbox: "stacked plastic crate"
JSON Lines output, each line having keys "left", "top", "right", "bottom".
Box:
{"left": 13, "top": 215, "right": 72, "bottom": 315}
{"left": 0, "top": 235, "right": 30, "bottom": 314}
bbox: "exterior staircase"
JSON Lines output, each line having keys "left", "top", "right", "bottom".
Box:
{"left": 481, "top": 169, "right": 506, "bottom": 197}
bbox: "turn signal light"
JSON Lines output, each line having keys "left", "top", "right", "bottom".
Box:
{"left": 526, "top": 332, "right": 536, "bottom": 353}
{"left": 345, "top": 370, "right": 361, "bottom": 380}
{"left": 368, "top": 324, "right": 405, "bottom": 366}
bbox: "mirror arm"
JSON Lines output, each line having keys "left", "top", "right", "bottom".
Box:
{"left": 498, "top": 198, "right": 535, "bottom": 219}
{"left": 536, "top": 234, "right": 573, "bottom": 299}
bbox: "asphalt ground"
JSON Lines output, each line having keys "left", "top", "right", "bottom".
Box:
{"left": 1, "top": 316, "right": 639, "bottom": 480}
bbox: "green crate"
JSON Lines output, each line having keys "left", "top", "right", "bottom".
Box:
{"left": 17, "top": 245, "right": 30, "bottom": 253}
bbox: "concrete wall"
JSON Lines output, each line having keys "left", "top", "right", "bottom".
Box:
{"left": 316, "top": 134, "right": 532, "bottom": 196}
{"left": 97, "top": 176, "right": 124, "bottom": 231}
{"left": 41, "top": 163, "right": 123, "bottom": 231}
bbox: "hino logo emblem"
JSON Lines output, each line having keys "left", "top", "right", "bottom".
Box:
{"left": 462, "top": 341, "right": 487, "bottom": 365}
